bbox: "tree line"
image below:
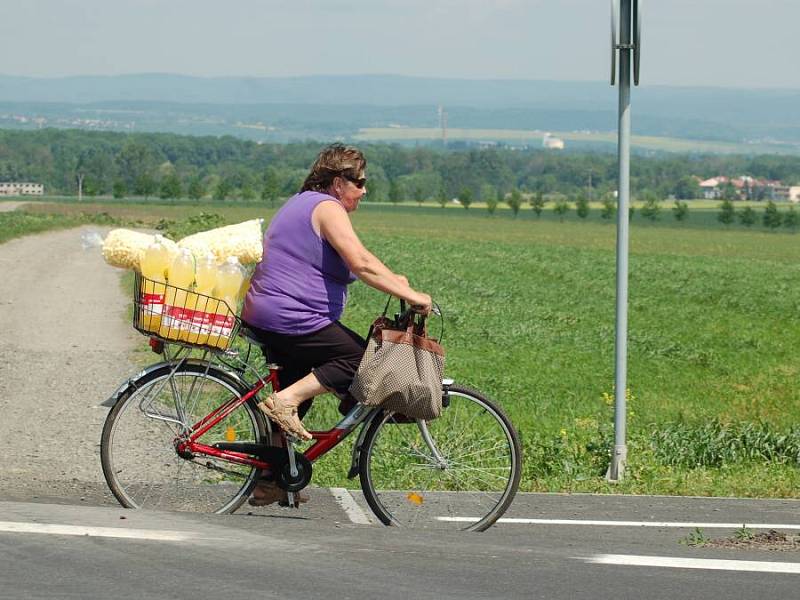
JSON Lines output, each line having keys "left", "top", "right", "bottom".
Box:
{"left": 448, "top": 188, "right": 798, "bottom": 232}
{"left": 2, "top": 128, "right": 800, "bottom": 203}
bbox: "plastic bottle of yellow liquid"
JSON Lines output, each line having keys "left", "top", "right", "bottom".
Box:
{"left": 187, "top": 253, "right": 218, "bottom": 346}
{"left": 139, "top": 235, "right": 171, "bottom": 333}
{"left": 163, "top": 248, "right": 195, "bottom": 341}
{"left": 211, "top": 257, "right": 244, "bottom": 348}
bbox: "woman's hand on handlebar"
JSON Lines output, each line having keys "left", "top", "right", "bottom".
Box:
{"left": 408, "top": 292, "right": 432, "bottom": 316}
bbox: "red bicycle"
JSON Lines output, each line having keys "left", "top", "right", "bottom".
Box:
{"left": 101, "top": 276, "right": 521, "bottom": 531}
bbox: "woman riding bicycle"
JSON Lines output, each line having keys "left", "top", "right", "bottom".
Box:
{"left": 241, "top": 143, "right": 432, "bottom": 504}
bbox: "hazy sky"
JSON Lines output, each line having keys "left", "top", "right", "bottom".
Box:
{"left": 2, "top": 0, "right": 796, "bottom": 89}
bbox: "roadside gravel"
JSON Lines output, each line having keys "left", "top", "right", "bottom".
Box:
{"left": 0, "top": 201, "right": 27, "bottom": 212}
{"left": 0, "top": 226, "right": 140, "bottom": 503}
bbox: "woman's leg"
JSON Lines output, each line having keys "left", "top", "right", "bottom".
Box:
{"left": 246, "top": 322, "right": 365, "bottom": 437}
{"left": 273, "top": 371, "right": 328, "bottom": 410}
{"left": 265, "top": 322, "right": 365, "bottom": 410}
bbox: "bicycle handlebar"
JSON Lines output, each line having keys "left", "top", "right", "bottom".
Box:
{"left": 395, "top": 302, "right": 441, "bottom": 333}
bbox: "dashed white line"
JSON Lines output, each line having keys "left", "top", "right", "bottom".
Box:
{"left": 438, "top": 517, "right": 800, "bottom": 529}
{"left": 0, "top": 521, "right": 198, "bottom": 542}
{"left": 330, "top": 488, "right": 373, "bottom": 525}
{"left": 582, "top": 554, "right": 800, "bottom": 574}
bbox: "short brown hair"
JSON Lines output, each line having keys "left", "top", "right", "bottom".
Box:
{"left": 301, "top": 143, "right": 367, "bottom": 193}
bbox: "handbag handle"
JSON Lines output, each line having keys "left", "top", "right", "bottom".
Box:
{"left": 374, "top": 295, "right": 442, "bottom": 341}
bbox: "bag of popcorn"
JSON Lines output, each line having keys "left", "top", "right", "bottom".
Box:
{"left": 178, "top": 219, "right": 263, "bottom": 265}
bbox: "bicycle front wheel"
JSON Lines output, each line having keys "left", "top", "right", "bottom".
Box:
{"left": 101, "top": 362, "right": 266, "bottom": 514}
{"left": 359, "top": 384, "right": 521, "bottom": 532}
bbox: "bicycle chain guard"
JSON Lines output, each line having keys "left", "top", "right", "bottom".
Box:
{"left": 211, "top": 442, "right": 312, "bottom": 491}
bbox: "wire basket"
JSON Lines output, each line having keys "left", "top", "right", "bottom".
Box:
{"left": 133, "top": 272, "right": 241, "bottom": 351}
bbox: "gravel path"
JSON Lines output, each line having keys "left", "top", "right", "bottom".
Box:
{"left": 0, "top": 201, "right": 28, "bottom": 212}
{"left": 0, "top": 226, "right": 140, "bottom": 502}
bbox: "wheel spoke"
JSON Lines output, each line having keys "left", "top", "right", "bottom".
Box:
{"left": 362, "top": 386, "right": 521, "bottom": 531}
{"left": 102, "top": 366, "right": 262, "bottom": 514}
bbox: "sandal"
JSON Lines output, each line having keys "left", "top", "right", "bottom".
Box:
{"left": 257, "top": 392, "right": 313, "bottom": 441}
{"left": 248, "top": 480, "right": 310, "bottom": 507}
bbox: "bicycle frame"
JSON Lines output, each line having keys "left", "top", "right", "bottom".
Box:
{"left": 175, "top": 364, "right": 378, "bottom": 472}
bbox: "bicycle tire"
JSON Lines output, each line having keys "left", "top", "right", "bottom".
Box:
{"left": 101, "top": 362, "right": 267, "bottom": 514}
{"left": 359, "top": 384, "right": 522, "bottom": 532}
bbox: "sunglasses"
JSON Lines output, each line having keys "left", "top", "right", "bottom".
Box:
{"left": 343, "top": 174, "right": 367, "bottom": 189}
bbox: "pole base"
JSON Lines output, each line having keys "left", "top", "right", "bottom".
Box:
{"left": 605, "top": 444, "right": 628, "bottom": 482}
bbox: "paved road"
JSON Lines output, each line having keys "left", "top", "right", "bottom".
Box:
{"left": 1, "top": 493, "right": 799, "bottom": 599}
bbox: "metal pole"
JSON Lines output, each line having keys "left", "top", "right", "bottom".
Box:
{"left": 608, "top": 0, "right": 632, "bottom": 482}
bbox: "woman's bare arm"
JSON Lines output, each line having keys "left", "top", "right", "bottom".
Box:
{"left": 314, "top": 201, "right": 431, "bottom": 312}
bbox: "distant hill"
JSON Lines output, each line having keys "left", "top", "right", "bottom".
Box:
{"left": 1, "top": 74, "right": 799, "bottom": 152}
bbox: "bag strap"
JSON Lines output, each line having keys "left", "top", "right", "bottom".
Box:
{"left": 370, "top": 296, "right": 437, "bottom": 340}
{"left": 381, "top": 295, "right": 393, "bottom": 317}
{"left": 365, "top": 295, "right": 395, "bottom": 341}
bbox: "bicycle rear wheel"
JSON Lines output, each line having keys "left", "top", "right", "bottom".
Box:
{"left": 101, "top": 362, "right": 266, "bottom": 514}
{"left": 359, "top": 384, "right": 521, "bottom": 532}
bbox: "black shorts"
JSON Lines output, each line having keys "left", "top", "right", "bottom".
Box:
{"left": 243, "top": 321, "right": 366, "bottom": 417}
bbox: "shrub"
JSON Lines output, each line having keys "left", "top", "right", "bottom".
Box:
{"left": 639, "top": 193, "right": 662, "bottom": 221}
{"left": 601, "top": 197, "right": 616, "bottom": 220}
{"left": 458, "top": 187, "right": 473, "bottom": 210}
{"left": 763, "top": 201, "right": 782, "bottom": 229}
{"left": 672, "top": 200, "right": 689, "bottom": 221}
{"left": 782, "top": 205, "right": 798, "bottom": 232}
{"left": 575, "top": 195, "right": 590, "bottom": 219}
{"left": 530, "top": 192, "right": 545, "bottom": 217}
{"left": 506, "top": 188, "right": 522, "bottom": 217}
{"left": 112, "top": 180, "right": 126, "bottom": 200}
{"left": 718, "top": 199, "right": 735, "bottom": 225}
{"left": 437, "top": 184, "right": 447, "bottom": 209}
{"left": 738, "top": 205, "right": 756, "bottom": 227}
{"left": 553, "top": 199, "right": 570, "bottom": 221}
{"left": 481, "top": 184, "right": 497, "bottom": 215}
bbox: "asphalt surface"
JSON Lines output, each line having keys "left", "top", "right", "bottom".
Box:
{"left": 2, "top": 492, "right": 800, "bottom": 599}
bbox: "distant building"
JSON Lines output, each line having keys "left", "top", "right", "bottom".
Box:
{"left": 542, "top": 133, "right": 565, "bottom": 150}
{"left": 0, "top": 182, "right": 44, "bottom": 196}
{"left": 698, "top": 175, "right": 791, "bottom": 201}
{"left": 698, "top": 176, "right": 725, "bottom": 199}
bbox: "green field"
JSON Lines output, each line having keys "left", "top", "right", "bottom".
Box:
{"left": 355, "top": 127, "right": 800, "bottom": 155}
{"left": 4, "top": 200, "right": 800, "bottom": 497}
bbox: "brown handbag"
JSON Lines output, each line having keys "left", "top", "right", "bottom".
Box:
{"left": 349, "top": 312, "right": 445, "bottom": 421}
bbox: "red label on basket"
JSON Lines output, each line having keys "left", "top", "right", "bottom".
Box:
{"left": 141, "top": 293, "right": 164, "bottom": 316}
{"left": 141, "top": 293, "right": 164, "bottom": 304}
{"left": 163, "top": 306, "right": 234, "bottom": 336}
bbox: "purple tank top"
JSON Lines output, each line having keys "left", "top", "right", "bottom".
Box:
{"left": 242, "top": 191, "right": 357, "bottom": 335}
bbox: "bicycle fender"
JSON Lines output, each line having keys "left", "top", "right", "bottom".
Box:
{"left": 101, "top": 380, "right": 133, "bottom": 407}
{"left": 99, "top": 364, "right": 165, "bottom": 408}
{"left": 347, "top": 409, "right": 384, "bottom": 479}
{"left": 99, "top": 359, "right": 251, "bottom": 408}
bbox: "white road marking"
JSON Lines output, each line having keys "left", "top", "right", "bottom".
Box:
{"left": 582, "top": 554, "right": 800, "bottom": 574}
{"left": 0, "top": 521, "right": 199, "bottom": 542}
{"left": 438, "top": 517, "right": 800, "bottom": 529}
{"left": 330, "top": 488, "right": 373, "bottom": 525}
